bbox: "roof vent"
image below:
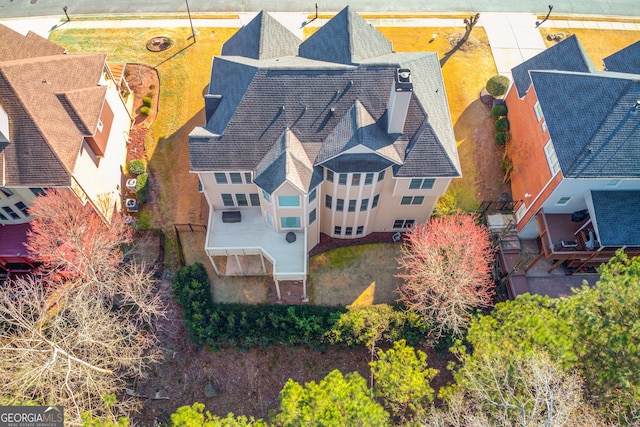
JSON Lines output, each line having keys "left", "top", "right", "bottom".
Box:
{"left": 630, "top": 100, "right": 640, "bottom": 115}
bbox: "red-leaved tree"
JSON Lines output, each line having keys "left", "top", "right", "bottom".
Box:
{"left": 0, "top": 189, "right": 165, "bottom": 424}
{"left": 25, "top": 188, "right": 132, "bottom": 284}
{"left": 396, "top": 212, "right": 494, "bottom": 339}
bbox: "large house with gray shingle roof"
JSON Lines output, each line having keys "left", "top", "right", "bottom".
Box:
{"left": 505, "top": 35, "right": 640, "bottom": 274}
{"left": 189, "top": 7, "right": 460, "bottom": 300}
{"left": 0, "top": 24, "right": 133, "bottom": 276}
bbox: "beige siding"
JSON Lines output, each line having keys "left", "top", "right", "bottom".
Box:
{"left": 202, "top": 171, "right": 260, "bottom": 211}
{"left": 0, "top": 187, "right": 38, "bottom": 224}
{"left": 72, "top": 80, "right": 130, "bottom": 220}
{"left": 272, "top": 181, "right": 305, "bottom": 233}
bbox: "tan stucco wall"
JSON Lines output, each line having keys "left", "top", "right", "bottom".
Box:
{"left": 72, "top": 77, "right": 131, "bottom": 219}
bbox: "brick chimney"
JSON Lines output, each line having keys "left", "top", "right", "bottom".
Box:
{"left": 387, "top": 68, "right": 413, "bottom": 134}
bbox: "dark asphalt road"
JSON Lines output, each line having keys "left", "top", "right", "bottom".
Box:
{"left": 1, "top": 0, "right": 638, "bottom": 19}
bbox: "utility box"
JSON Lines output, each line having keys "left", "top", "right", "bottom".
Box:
{"left": 126, "top": 178, "right": 137, "bottom": 193}
{"left": 125, "top": 198, "right": 138, "bottom": 213}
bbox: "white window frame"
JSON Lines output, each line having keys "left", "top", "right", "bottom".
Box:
{"left": 262, "top": 190, "right": 271, "bottom": 204}
{"left": 555, "top": 196, "right": 572, "bottom": 206}
{"left": 214, "top": 172, "right": 228, "bottom": 184}
{"left": 544, "top": 140, "right": 560, "bottom": 175}
{"left": 280, "top": 216, "right": 301, "bottom": 229}
{"left": 534, "top": 101, "right": 543, "bottom": 122}
{"left": 278, "top": 195, "right": 300, "bottom": 208}
{"left": 515, "top": 203, "right": 526, "bottom": 222}
{"left": 97, "top": 119, "right": 104, "bottom": 132}
{"left": 606, "top": 180, "right": 621, "bottom": 187}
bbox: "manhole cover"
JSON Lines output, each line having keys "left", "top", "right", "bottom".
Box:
{"left": 146, "top": 36, "right": 173, "bottom": 52}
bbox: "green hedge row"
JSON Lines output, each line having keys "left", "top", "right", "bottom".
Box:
{"left": 172, "top": 263, "right": 427, "bottom": 350}
{"left": 135, "top": 173, "right": 149, "bottom": 204}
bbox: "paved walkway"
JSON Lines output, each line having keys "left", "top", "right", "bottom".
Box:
{"left": 2, "top": 12, "right": 640, "bottom": 83}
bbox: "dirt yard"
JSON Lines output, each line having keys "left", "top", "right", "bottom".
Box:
{"left": 131, "top": 279, "right": 454, "bottom": 425}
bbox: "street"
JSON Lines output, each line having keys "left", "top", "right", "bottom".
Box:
{"left": 1, "top": 0, "right": 639, "bottom": 19}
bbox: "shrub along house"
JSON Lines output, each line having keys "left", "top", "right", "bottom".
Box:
{"left": 505, "top": 35, "right": 640, "bottom": 278}
{"left": 189, "top": 7, "right": 461, "bottom": 301}
{"left": 0, "top": 25, "right": 133, "bottom": 280}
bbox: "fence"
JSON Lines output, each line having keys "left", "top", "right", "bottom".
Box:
{"left": 479, "top": 199, "right": 522, "bottom": 213}
{"left": 173, "top": 223, "right": 207, "bottom": 266}
{"left": 131, "top": 228, "right": 166, "bottom": 278}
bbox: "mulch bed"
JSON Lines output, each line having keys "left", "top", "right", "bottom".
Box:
{"left": 125, "top": 64, "right": 160, "bottom": 164}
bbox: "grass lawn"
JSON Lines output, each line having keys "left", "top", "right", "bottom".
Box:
{"left": 539, "top": 27, "right": 640, "bottom": 66}
{"left": 50, "top": 26, "right": 238, "bottom": 265}
{"left": 51, "top": 23, "right": 496, "bottom": 269}
{"left": 309, "top": 243, "right": 403, "bottom": 306}
{"left": 379, "top": 27, "right": 498, "bottom": 211}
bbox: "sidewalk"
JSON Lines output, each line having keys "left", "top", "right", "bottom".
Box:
{"left": 2, "top": 12, "right": 640, "bottom": 82}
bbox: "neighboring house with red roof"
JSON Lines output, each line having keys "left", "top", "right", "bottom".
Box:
{"left": 0, "top": 25, "right": 133, "bottom": 278}
{"left": 188, "top": 8, "right": 461, "bottom": 300}
{"left": 505, "top": 35, "right": 640, "bottom": 275}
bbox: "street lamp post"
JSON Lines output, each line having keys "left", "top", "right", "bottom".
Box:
{"left": 185, "top": 0, "right": 196, "bottom": 42}
{"left": 535, "top": 5, "right": 554, "bottom": 28}
{"left": 63, "top": 6, "right": 70, "bottom": 21}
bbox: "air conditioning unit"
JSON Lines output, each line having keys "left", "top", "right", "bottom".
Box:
{"left": 126, "top": 178, "right": 137, "bottom": 193}
{"left": 125, "top": 198, "right": 138, "bottom": 213}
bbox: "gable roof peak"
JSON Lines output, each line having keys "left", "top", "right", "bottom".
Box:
{"left": 511, "top": 35, "right": 595, "bottom": 98}
{"left": 298, "top": 7, "right": 393, "bottom": 65}
{"left": 221, "top": 11, "right": 300, "bottom": 60}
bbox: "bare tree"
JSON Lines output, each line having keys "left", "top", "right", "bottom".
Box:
{"left": 462, "top": 13, "right": 480, "bottom": 44}
{"left": 396, "top": 213, "right": 494, "bottom": 339}
{"left": 0, "top": 189, "right": 164, "bottom": 424}
{"left": 423, "top": 352, "right": 607, "bottom": 427}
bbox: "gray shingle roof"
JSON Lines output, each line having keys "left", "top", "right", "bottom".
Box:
{"left": 189, "top": 8, "right": 460, "bottom": 193}
{"left": 321, "top": 153, "right": 394, "bottom": 173}
{"left": 254, "top": 129, "right": 315, "bottom": 193}
{"left": 315, "top": 100, "right": 400, "bottom": 165}
{"left": 603, "top": 40, "right": 640, "bottom": 74}
{"left": 591, "top": 190, "right": 640, "bottom": 247}
{"left": 511, "top": 35, "right": 594, "bottom": 98}
{"left": 298, "top": 6, "right": 392, "bottom": 65}
{"left": 532, "top": 71, "right": 640, "bottom": 178}
{"left": 221, "top": 11, "right": 300, "bottom": 60}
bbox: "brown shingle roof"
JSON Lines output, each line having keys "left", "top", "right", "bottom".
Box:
{"left": 0, "top": 48, "right": 108, "bottom": 186}
{"left": 0, "top": 25, "right": 65, "bottom": 61}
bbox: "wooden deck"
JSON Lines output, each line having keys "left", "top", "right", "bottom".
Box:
{"left": 527, "top": 210, "right": 640, "bottom": 273}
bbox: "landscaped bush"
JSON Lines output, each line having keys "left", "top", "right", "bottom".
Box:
{"left": 490, "top": 104, "right": 508, "bottom": 118}
{"left": 127, "top": 159, "right": 146, "bottom": 176}
{"left": 142, "top": 96, "right": 152, "bottom": 108}
{"left": 494, "top": 131, "right": 508, "bottom": 147}
{"left": 500, "top": 156, "right": 512, "bottom": 172}
{"left": 494, "top": 117, "right": 510, "bottom": 132}
{"left": 486, "top": 75, "right": 510, "bottom": 97}
{"left": 172, "top": 263, "right": 427, "bottom": 350}
{"left": 140, "top": 106, "right": 151, "bottom": 116}
{"left": 135, "top": 172, "right": 149, "bottom": 204}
